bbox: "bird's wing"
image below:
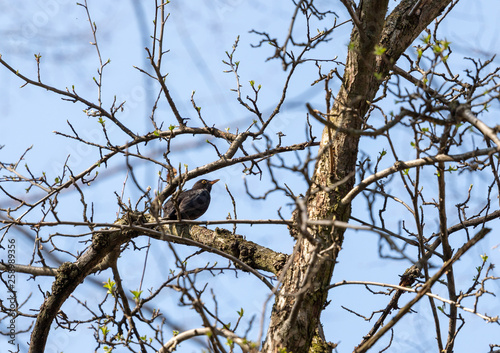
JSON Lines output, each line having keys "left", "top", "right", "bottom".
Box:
{"left": 163, "top": 189, "right": 211, "bottom": 220}
{"left": 163, "top": 198, "right": 175, "bottom": 219}
{"left": 163, "top": 192, "right": 188, "bottom": 219}
{"left": 179, "top": 189, "right": 209, "bottom": 209}
{"left": 179, "top": 189, "right": 211, "bottom": 219}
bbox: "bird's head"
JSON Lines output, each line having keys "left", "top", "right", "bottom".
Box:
{"left": 192, "top": 179, "right": 219, "bottom": 192}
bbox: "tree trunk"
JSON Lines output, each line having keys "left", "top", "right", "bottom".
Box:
{"left": 262, "top": 1, "right": 452, "bottom": 351}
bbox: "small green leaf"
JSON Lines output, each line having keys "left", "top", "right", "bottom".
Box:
{"left": 421, "top": 34, "right": 431, "bottom": 44}
{"left": 103, "top": 278, "right": 116, "bottom": 295}
{"left": 100, "top": 325, "right": 110, "bottom": 336}
{"left": 168, "top": 124, "right": 175, "bottom": 131}
{"left": 432, "top": 44, "right": 442, "bottom": 54}
{"left": 130, "top": 290, "right": 143, "bottom": 301}
{"left": 480, "top": 254, "right": 488, "bottom": 262}
{"left": 374, "top": 45, "right": 387, "bottom": 56}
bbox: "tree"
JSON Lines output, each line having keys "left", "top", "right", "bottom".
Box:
{"left": 1, "top": 1, "right": 499, "bottom": 352}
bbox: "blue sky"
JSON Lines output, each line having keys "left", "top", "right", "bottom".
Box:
{"left": 1, "top": 1, "right": 500, "bottom": 352}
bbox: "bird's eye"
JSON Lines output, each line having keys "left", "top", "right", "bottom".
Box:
{"left": 202, "top": 180, "right": 206, "bottom": 184}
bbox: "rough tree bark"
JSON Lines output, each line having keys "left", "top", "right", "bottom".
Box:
{"left": 27, "top": 216, "right": 285, "bottom": 353}
{"left": 262, "top": 1, "right": 453, "bottom": 352}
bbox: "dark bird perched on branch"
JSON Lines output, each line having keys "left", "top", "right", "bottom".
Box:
{"left": 163, "top": 179, "right": 219, "bottom": 220}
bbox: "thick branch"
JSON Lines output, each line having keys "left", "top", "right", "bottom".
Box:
{"left": 263, "top": 0, "right": 392, "bottom": 351}
{"left": 159, "top": 327, "right": 253, "bottom": 353}
{"left": 263, "top": 1, "right": 456, "bottom": 352}
{"left": 0, "top": 263, "right": 57, "bottom": 277}
{"left": 28, "top": 217, "right": 134, "bottom": 353}
{"left": 27, "top": 213, "right": 284, "bottom": 352}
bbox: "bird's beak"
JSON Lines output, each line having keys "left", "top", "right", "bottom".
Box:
{"left": 209, "top": 179, "right": 220, "bottom": 185}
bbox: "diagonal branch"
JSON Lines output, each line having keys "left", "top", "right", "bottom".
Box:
{"left": 0, "top": 55, "right": 136, "bottom": 139}
{"left": 342, "top": 147, "right": 497, "bottom": 204}
{"left": 151, "top": 139, "right": 318, "bottom": 215}
{"left": 354, "top": 228, "right": 490, "bottom": 353}
{"left": 26, "top": 213, "right": 284, "bottom": 353}
{"left": 456, "top": 105, "right": 500, "bottom": 147}
{"left": 339, "top": 0, "right": 368, "bottom": 42}
{"left": 158, "top": 327, "right": 253, "bottom": 353}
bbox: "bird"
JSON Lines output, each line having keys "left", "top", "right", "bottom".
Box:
{"left": 163, "top": 179, "right": 219, "bottom": 220}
